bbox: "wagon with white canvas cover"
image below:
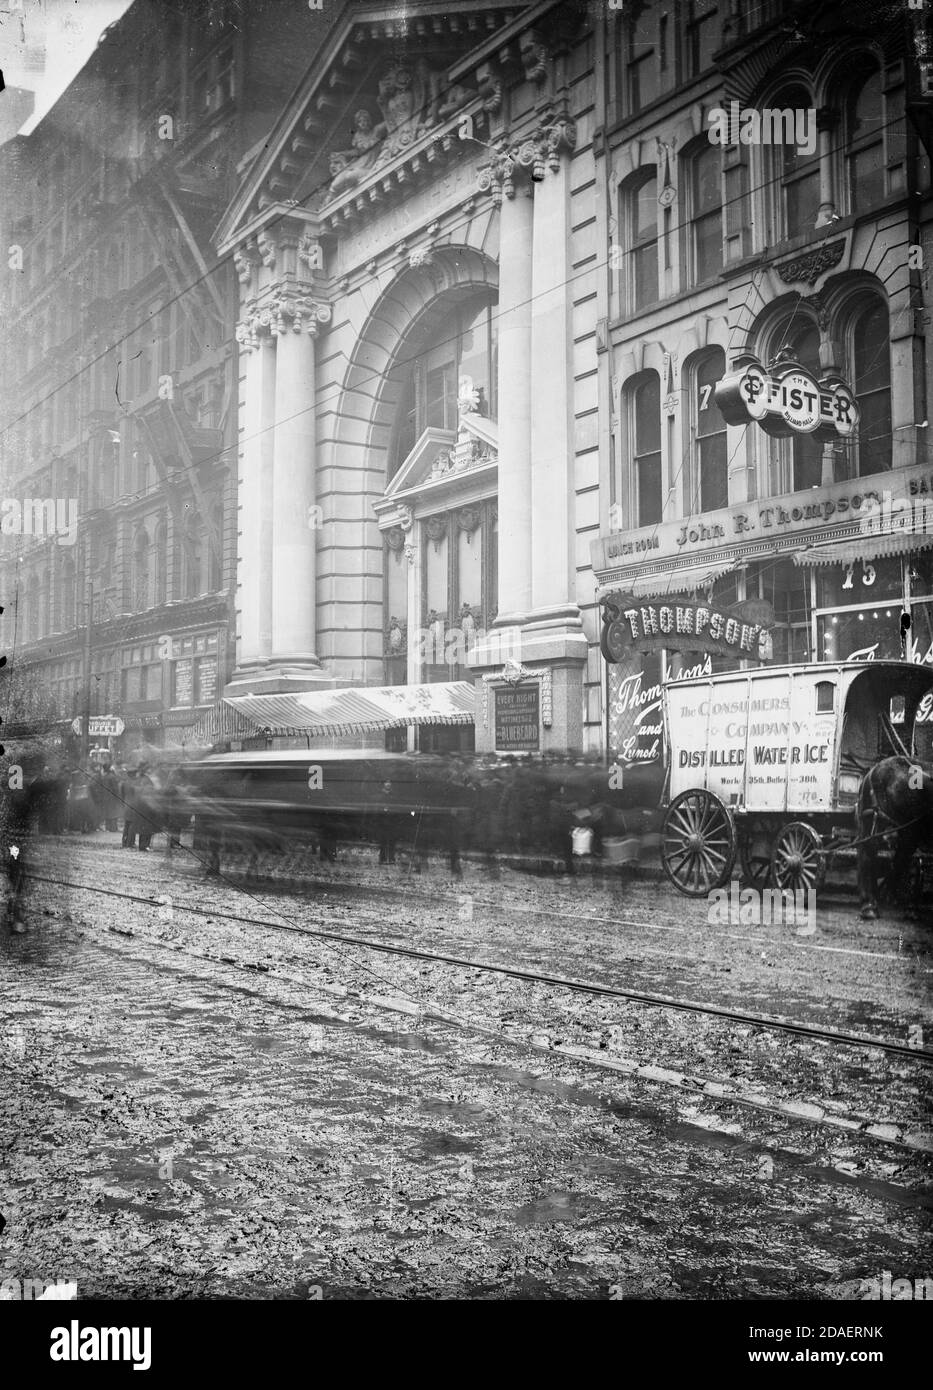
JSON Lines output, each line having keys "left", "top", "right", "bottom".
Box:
{"left": 659, "top": 661, "right": 933, "bottom": 897}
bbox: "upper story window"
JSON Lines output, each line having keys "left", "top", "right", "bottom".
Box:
{"left": 154, "top": 520, "right": 168, "bottom": 605}
{"left": 392, "top": 295, "right": 497, "bottom": 475}
{"left": 684, "top": 1, "right": 719, "bottom": 78}
{"left": 847, "top": 66, "right": 884, "bottom": 214}
{"left": 629, "top": 372, "right": 662, "bottom": 527}
{"left": 192, "top": 40, "right": 236, "bottom": 117}
{"left": 625, "top": 9, "right": 659, "bottom": 113}
{"left": 687, "top": 143, "right": 722, "bottom": 283}
{"left": 134, "top": 528, "right": 150, "bottom": 611}
{"left": 769, "top": 84, "right": 820, "bottom": 240}
{"left": 621, "top": 169, "right": 659, "bottom": 312}
{"left": 850, "top": 298, "right": 891, "bottom": 476}
{"left": 691, "top": 350, "right": 728, "bottom": 512}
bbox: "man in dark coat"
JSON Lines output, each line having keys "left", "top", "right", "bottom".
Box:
{"left": 135, "top": 765, "right": 155, "bottom": 851}
{"left": 121, "top": 767, "right": 139, "bottom": 847}
{"left": 101, "top": 765, "right": 121, "bottom": 832}
{"left": 0, "top": 770, "right": 39, "bottom": 932}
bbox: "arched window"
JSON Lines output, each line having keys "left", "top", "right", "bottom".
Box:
{"left": 690, "top": 350, "right": 728, "bottom": 512}
{"left": 849, "top": 298, "right": 891, "bottom": 476}
{"left": 767, "top": 314, "right": 823, "bottom": 491}
{"left": 621, "top": 169, "right": 658, "bottom": 311}
{"left": 629, "top": 373, "right": 662, "bottom": 527}
{"left": 770, "top": 84, "right": 819, "bottom": 240}
{"left": 391, "top": 293, "right": 497, "bottom": 476}
{"left": 134, "top": 528, "right": 150, "bottom": 610}
{"left": 847, "top": 65, "right": 884, "bottom": 213}
{"left": 687, "top": 143, "right": 722, "bottom": 283}
{"left": 154, "top": 520, "right": 167, "bottom": 604}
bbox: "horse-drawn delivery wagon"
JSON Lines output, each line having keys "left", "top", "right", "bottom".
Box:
{"left": 659, "top": 661, "right": 933, "bottom": 897}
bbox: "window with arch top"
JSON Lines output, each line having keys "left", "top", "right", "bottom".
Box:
{"left": 849, "top": 297, "right": 891, "bottom": 476}
{"left": 628, "top": 373, "right": 662, "bottom": 527}
{"left": 769, "top": 83, "right": 820, "bottom": 240}
{"left": 391, "top": 293, "right": 497, "bottom": 477}
{"left": 620, "top": 169, "right": 659, "bottom": 313}
{"left": 690, "top": 350, "right": 728, "bottom": 512}
{"left": 687, "top": 143, "right": 722, "bottom": 284}
{"left": 846, "top": 62, "right": 884, "bottom": 214}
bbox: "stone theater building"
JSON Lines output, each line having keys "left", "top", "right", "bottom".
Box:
{"left": 2, "top": 0, "right": 933, "bottom": 763}
{"left": 217, "top": 0, "right": 600, "bottom": 754}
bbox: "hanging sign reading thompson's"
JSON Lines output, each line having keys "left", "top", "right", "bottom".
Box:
{"left": 601, "top": 593, "right": 774, "bottom": 664}
{"left": 714, "top": 352, "right": 859, "bottom": 440}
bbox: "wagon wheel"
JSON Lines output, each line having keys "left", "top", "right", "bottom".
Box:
{"left": 738, "top": 824, "right": 772, "bottom": 890}
{"left": 661, "top": 790, "right": 736, "bottom": 897}
{"left": 770, "top": 822, "right": 826, "bottom": 895}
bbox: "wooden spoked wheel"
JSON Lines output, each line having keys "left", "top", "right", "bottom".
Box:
{"left": 770, "top": 822, "right": 826, "bottom": 895}
{"left": 661, "top": 790, "right": 736, "bottom": 897}
{"left": 738, "top": 824, "right": 772, "bottom": 889}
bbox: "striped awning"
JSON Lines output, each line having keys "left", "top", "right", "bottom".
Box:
{"left": 794, "top": 531, "right": 933, "bottom": 566}
{"left": 192, "top": 701, "right": 264, "bottom": 743}
{"left": 599, "top": 559, "right": 745, "bottom": 602}
{"left": 198, "top": 681, "right": 476, "bottom": 739}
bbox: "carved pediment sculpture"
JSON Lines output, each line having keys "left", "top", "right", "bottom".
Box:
{"left": 326, "top": 60, "right": 476, "bottom": 197}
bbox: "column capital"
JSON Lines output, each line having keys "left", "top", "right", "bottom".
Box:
{"left": 235, "top": 311, "right": 272, "bottom": 352}
{"left": 533, "top": 110, "right": 577, "bottom": 174}
{"left": 477, "top": 137, "right": 536, "bottom": 204}
{"left": 477, "top": 115, "right": 576, "bottom": 202}
{"left": 268, "top": 291, "right": 331, "bottom": 337}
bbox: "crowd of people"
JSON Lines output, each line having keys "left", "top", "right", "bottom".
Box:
{"left": 28, "top": 760, "right": 160, "bottom": 847}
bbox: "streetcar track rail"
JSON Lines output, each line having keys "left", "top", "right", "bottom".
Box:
{"left": 26, "top": 871, "right": 933, "bottom": 1064}
{"left": 34, "top": 834, "right": 933, "bottom": 968}
{"left": 13, "top": 894, "right": 931, "bottom": 1158}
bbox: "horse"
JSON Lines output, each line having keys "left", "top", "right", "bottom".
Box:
{"left": 856, "top": 755, "right": 933, "bottom": 920}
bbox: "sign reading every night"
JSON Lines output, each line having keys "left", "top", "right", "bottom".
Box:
{"left": 715, "top": 352, "right": 859, "bottom": 440}
{"left": 494, "top": 686, "right": 540, "bottom": 751}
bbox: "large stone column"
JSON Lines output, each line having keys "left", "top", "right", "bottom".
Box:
{"left": 530, "top": 116, "right": 575, "bottom": 617}
{"left": 270, "top": 294, "right": 329, "bottom": 669}
{"left": 469, "top": 123, "right": 588, "bottom": 754}
{"left": 492, "top": 174, "right": 534, "bottom": 621}
{"left": 235, "top": 323, "right": 275, "bottom": 670}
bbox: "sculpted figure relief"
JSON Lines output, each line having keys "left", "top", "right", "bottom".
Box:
{"left": 326, "top": 61, "right": 475, "bottom": 196}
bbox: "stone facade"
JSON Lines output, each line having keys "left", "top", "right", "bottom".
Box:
{"left": 218, "top": 0, "right": 602, "bottom": 753}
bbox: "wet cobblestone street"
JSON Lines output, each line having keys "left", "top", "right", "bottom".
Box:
{"left": 1, "top": 833, "right": 930, "bottom": 1300}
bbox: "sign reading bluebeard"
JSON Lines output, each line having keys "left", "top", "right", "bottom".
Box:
{"left": 715, "top": 353, "right": 859, "bottom": 440}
